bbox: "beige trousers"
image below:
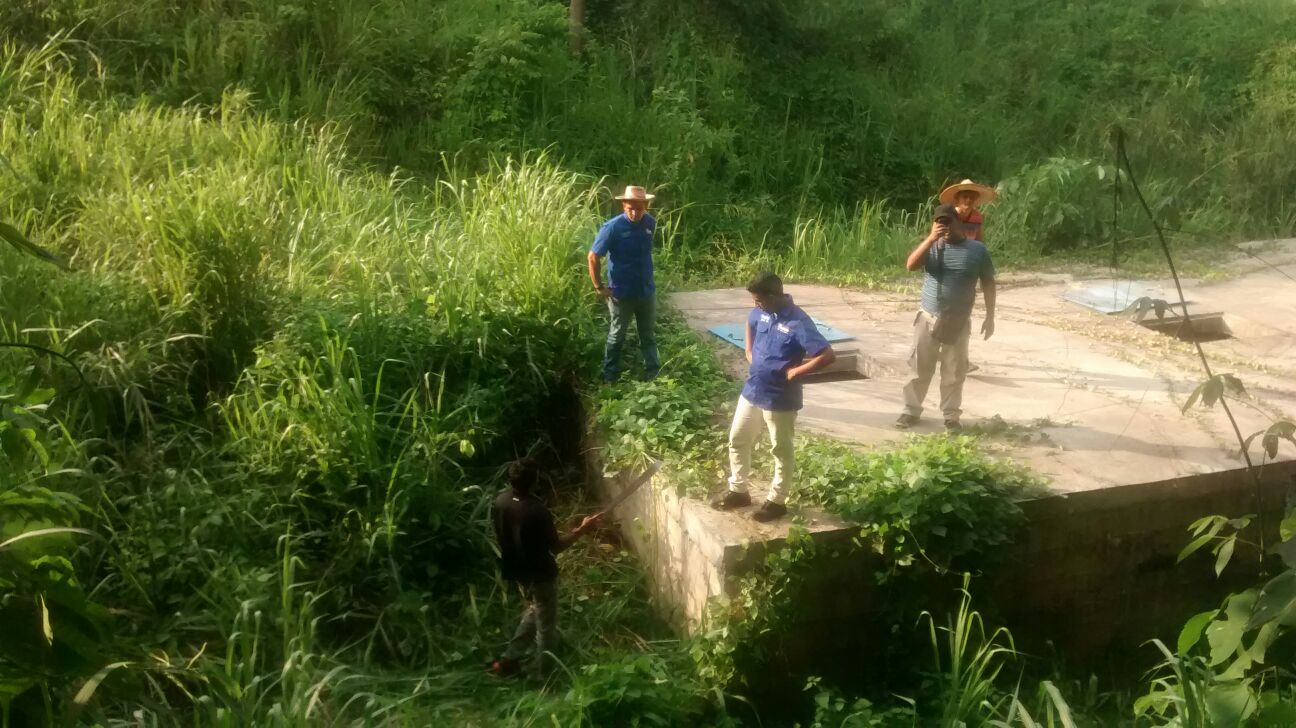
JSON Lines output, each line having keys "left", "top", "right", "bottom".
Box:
{"left": 727, "top": 395, "right": 797, "bottom": 505}
{"left": 902, "top": 310, "right": 971, "bottom": 420}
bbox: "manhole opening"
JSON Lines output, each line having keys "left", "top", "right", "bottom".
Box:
{"left": 802, "top": 370, "right": 868, "bottom": 384}
{"left": 1138, "top": 313, "right": 1233, "bottom": 342}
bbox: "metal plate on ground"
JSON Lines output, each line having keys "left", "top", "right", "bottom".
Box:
{"left": 1062, "top": 280, "right": 1190, "bottom": 315}
{"left": 707, "top": 319, "right": 855, "bottom": 349}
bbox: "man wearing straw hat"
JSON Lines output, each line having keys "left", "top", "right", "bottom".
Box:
{"left": 939, "top": 179, "right": 997, "bottom": 243}
{"left": 588, "top": 185, "right": 660, "bottom": 382}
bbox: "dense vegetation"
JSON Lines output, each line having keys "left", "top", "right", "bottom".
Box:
{"left": 3, "top": 0, "right": 1296, "bottom": 725}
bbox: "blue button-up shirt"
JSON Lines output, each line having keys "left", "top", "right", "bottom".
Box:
{"left": 741, "top": 301, "right": 831, "bottom": 411}
{"left": 591, "top": 212, "right": 656, "bottom": 299}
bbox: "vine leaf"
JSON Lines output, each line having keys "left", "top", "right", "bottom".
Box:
{"left": 1178, "top": 609, "right": 1217, "bottom": 655}
{"left": 1242, "top": 421, "right": 1296, "bottom": 460}
{"left": 1182, "top": 374, "right": 1246, "bottom": 413}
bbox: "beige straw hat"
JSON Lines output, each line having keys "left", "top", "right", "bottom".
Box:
{"left": 939, "top": 179, "right": 997, "bottom": 206}
{"left": 613, "top": 185, "right": 655, "bottom": 201}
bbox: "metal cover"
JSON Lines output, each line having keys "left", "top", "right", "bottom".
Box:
{"left": 707, "top": 319, "right": 855, "bottom": 350}
{"left": 1061, "top": 280, "right": 1190, "bottom": 315}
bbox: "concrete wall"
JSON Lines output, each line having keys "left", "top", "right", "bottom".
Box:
{"left": 594, "top": 453, "right": 1296, "bottom": 667}
{"left": 992, "top": 462, "right": 1296, "bottom": 663}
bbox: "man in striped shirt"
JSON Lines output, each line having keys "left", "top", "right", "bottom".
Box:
{"left": 895, "top": 204, "right": 996, "bottom": 432}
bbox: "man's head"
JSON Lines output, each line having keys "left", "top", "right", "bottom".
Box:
{"left": 933, "top": 204, "right": 965, "bottom": 242}
{"left": 954, "top": 190, "right": 980, "bottom": 209}
{"left": 615, "top": 185, "right": 654, "bottom": 223}
{"left": 746, "top": 271, "right": 786, "bottom": 311}
{"left": 507, "top": 457, "right": 541, "bottom": 494}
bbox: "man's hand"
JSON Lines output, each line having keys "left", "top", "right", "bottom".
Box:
{"left": 929, "top": 222, "right": 948, "bottom": 241}
{"left": 594, "top": 285, "right": 612, "bottom": 300}
{"left": 981, "top": 317, "right": 995, "bottom": 340}
{"left": 576, "top": 513, "right": 603, "bottom": 535}
{"left": 557, "top": 512, "right": 605, "bottom": 552}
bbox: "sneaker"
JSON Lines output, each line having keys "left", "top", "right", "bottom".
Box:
{"left": 894, "top": 414, "right": 920, "bottom": 430}
{"left": 488, "top": 657, "right": 523, "bottom": 678}
{"left": 944, "top": 419, "right": 963, "bottom": 433}
{"left": 710, "top": 490, "right": 752, "bottom": 510}
{"left": 751, "top": 501, "right": 788, "bottom": 522}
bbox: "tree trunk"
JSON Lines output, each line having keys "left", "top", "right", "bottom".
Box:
{"left": 569, "top": 0, "right": 586, "bottom": 56}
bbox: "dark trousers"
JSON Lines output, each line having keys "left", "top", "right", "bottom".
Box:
{"left": 602, "top": 296, "right": 659, "bottom": 381}
{"left": 503, "top": 578, "right": 558, "bottom": 673}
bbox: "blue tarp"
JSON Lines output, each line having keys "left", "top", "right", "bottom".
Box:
{"left": 707, "top": 319, "right": 855, "bottom": 349}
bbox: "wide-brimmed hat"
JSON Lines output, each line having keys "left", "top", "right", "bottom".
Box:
{"left": 614, "top": 185, "right": 655, "bottom": 202}
{"left": 939, "top": 179, "right": 997, "bottom": 206}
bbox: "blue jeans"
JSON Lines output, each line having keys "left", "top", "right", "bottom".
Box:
{"left": 602, "top": 296, "right": 659, "bottom": 381}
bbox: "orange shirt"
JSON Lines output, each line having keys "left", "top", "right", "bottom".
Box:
{"left": 958, "top": 208, "right": 984, "bottom": 242}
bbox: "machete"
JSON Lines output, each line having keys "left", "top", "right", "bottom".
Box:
{"left": 595, "top": 458, "right": 662, "bottom": 518}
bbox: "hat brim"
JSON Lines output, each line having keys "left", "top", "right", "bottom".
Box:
{"left": 939, "top": 183, "right": 997, "bottom": 206}
{"left": 614, "top": 194, "right": 655, "bottom": 201}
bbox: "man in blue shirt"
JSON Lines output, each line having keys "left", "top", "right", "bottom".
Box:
{"left": 711, "top": 272, "right": 836, "bottom": 522}
{"left": 587, "top": 185, "right": 659, "bottom": 382}
{"left": 895, "top": 204, "right": 996, "bottom": 432}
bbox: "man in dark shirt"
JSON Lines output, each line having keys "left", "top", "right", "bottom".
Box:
{"left": 490, "top": 458, "right": 600, "bottom": 678}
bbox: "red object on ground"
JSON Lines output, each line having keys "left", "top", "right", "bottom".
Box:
{"left": 489, "top": 658, "right": 522, "bottom": 677}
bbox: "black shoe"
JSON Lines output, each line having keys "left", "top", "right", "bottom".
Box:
{"left": 944, "top": 419, "right": 963, "bottom": 433}
{"left": 894, "top": 414, "right": 920, "bottom": 430}
{"left": 751, "top": 501, "right": 788, "bottom": 522}
{"left": 710, "top": 490, "right": 752, "bottom": 510}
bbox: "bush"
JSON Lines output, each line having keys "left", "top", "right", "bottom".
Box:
{"left": 797, "top": 436, "right": 1043, "bottom": 573}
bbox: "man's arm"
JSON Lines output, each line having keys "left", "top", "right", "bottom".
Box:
{"left": 980, "top": 276, "right": 996, "bottom": 340}
{"left": 744, "top": 320, "right": 754, "bottom": 363}
{"left": 553, "top": 513, "right": 602, "bottom": 553}
{"left": 787, "top": 345, "right": 836, "bottom": 380}
{"left": 906, "top": 223, "right": 944, "bottom": 271}
{"left": 587, "top": 252, "right": 610, "bottom": 298}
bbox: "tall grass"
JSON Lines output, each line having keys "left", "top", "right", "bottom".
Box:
{"left": 0, "top": 38, "right": 724, "bottom": 723}
{"left": 5, "top": 0, "right": 1293, "bottom": 269}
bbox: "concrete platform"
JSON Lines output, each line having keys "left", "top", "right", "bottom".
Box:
{"left": 599, "top": 243, "right": 1296, "bottom": 664}
{"left": 674, "top": 268, "right": 1296, "bottom": 495}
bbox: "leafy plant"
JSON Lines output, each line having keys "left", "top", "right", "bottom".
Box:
{"left": 691, "top": 525, "right": 817, "bottom": 691}
{"left": 797, "top": 437, "right": 1042, "bottom": 575}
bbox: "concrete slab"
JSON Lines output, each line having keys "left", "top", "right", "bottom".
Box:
{"left": 672, "top": 275, "right": 1296, "bottom": 495}
{"left": 596, "top": 259, "right": 1296, "bottom": 663}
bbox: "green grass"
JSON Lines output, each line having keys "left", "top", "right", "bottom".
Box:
{"left": 0, "top": 39, "right": 722, "bottom": 724}
{"left": 4, "top": 0, "right": 1296, "bottom": 723}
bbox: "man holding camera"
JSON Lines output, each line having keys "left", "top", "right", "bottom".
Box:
{"left": 894, "top": 204, "right": 996, "bottom": 432}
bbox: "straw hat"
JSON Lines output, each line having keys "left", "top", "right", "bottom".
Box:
{"left": 614, "top": 185, "right": 655, "bottom": 202}
{"left": 939, "top": 179, "right": 997, "bottom": 206}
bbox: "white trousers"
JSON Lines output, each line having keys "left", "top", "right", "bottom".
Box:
{"left": 726, "top": 395, "right": 797, "bottom": 505}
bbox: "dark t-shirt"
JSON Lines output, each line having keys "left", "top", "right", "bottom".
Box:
{"left": 491, "top": 490, "right": 559, "bottom": 584}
